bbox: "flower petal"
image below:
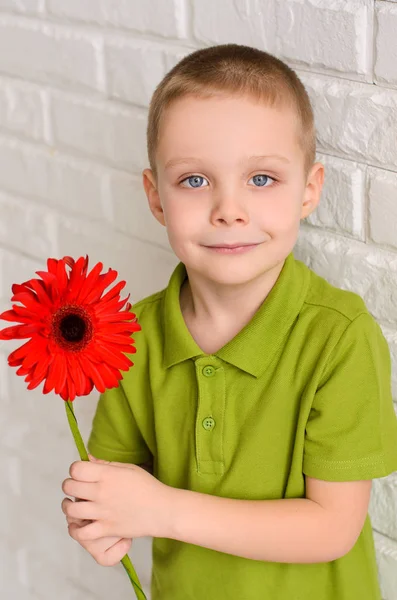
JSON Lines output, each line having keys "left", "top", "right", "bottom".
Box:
{"left": 26, "top": 278, "right": 54, "bottom": 308}
{"left": 68, "top": 354, "right": 88, "bottom": 396}
{"left": 78, "top": 354, "right": 107, "bottom": 393}
{"left": 93, "top": 343, "right": 133, "bottom": 370}
{"left": 56, "top": 259, "right": 69, "bottom": 296}
{"left": 84, "top": 269, "right": 118, "bottom": 304}
{"left": 96, "top": 280, "right": 126, "bottom": 307}
{"left": 76, "top": 261, "right": 103, "bottom": 304}
{"left": 43, "top": 353, "right": 62, "bottom": 395}
{"left": 51, "top": 353, "right": 68, "bottom": 395}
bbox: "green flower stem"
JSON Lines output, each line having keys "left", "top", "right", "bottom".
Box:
{"left": 65, "top": 399, "right": 147, "bottom": 600}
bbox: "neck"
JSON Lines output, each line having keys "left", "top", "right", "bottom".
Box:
{"left": 180, "top": 260, "right": 285, "bottom": 330}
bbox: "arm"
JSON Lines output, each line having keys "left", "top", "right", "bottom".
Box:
{"left": 164, "top": 477, "right": 372, "bottom": 564}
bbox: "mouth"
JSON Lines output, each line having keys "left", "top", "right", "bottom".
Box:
{"left": 203, "top": 243, "right": 261, "bottom": 254}
{"left": 205, "top": 243, "right": 261, "bottom": 249}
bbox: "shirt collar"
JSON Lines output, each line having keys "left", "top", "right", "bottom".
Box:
{"left": 162, "top": 251, "right": 310, "bottom": 378}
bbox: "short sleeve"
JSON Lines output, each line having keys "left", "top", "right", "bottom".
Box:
{"left": 87, "top": 380, "right": 152, "bottom": 464}
{"left": 303, "top": 311, "right": 397, "bottom": 481}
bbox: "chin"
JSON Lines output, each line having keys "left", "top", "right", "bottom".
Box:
{"left": 200, "top": 263, "right": 269, "bottom": 286}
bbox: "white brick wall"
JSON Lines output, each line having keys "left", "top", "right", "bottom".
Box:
{"left": 0, "top": 1, "right": 396, "bottom": 599}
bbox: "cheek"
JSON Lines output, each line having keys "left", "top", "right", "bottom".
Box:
{"left": 266, "top": 188, "right": 303, "bottom": 226}
{"left": 165, "top": 200, "right": 200, "bottom": 235}
{"left": 257, "top": 202, "right": 300, "bottom": 232}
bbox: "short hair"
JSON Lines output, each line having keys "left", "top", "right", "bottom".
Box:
{"left": 146, "top": 43, "right": 316, "bottom": 182}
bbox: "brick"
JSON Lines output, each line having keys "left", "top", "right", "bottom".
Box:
{"left": 50, "top": 93, "right": 148, "bottom": 171}
{"left": 375, "top": 2, "right": 397, "bottom": 87}
{"left": 275, "top": 0, "right": 373, "bottom": 79}
{"left": 0, "top": 541, "right": 30, "bottom": 599}
{"left": 0, "top": 137, "right": 106, "bottom": 218}
{"left": 0, "top": 376, "right": 49, "bottom": 437}
{"left": 106, "top": 171, "right": 170, "bottom": 249}
{"left": 0, "top": 0, "right": 44, "bottom": 12}
{"left": 0, "top": 396, "right": 79, "bottom": 478}
{"left": 1, "top": 366, "right": 99, "bottom": 470}
{"left": 373, "top": 531, "right": 397, "bottom": 600}
{"left": 368, "top": 166, "right": 397, "bottom": 250}
{"left": 300, "top": 71, "right": 397, "bottom": 170}
{"left": 0, "top": 462, "right": 151, "bottom": 596}
{"left": 0, "top": 450, "right": 20, "bottom": 504}
{"left": 370, "top": 474, "right": 397, "bottom": 539}
{"left": 164, "top": 47, "right": 193, "bottom": 73}
{"left": 19, "top": 503, "right": 82, "bottom": 574}
{"left": 48, "top": 0, "right": 188, "bottom": 39}
{"left": 193, "top": 0, "right": 275, "bottom": 49}
{"left": 0, "top": 16, "right": 103, "bottom": 92}
{"left": 0, "top": 191, "right": 55, "bottom": 257}
{"left": 0, "top": 245, "right": 40, "bottom": 300}
{"left": 295, "top": 226, "right": 397, "bottom": 324}
{"left": 0, "top": 77, "right": 45, "bottom": 141}
{"left": 69, "top": 535, "right": 152, "bottom": 598}
{"left": 2, "top": 415, "right": 84, "bottom": 506}
{"left": 388, "top": 333, "right": 397, "bottom": 399}
{"left": 0, "top": 347, "right": 10, "bottom": 403}
{"left": 55, "top": 213, "right": 179, "bottom": 302}
{"left": 68, "top": 545, "right": 151, "bottom": 600}
{"left": 306, "top": 153, "right": 365, "bottom": 240}
{"left": 105, "top": 39, "right": 166, "bottom": 107}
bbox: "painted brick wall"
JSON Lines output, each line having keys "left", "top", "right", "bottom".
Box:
{"left": 0, "top": 1, "right": 396, "bottom": 598}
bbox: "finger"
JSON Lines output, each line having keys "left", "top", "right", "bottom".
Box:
{"left": 68, "top": 522, "right": 97, "bottom": 546}
{"left": 67, "top": 523, "right": 122, "bottom": 553}
{"left": 62, "top": 497, "right": 101, "bottom": 521}
{"left": 63, "top": 498, "right": 91, "bottom": 525}
{"left": 71, "top": 519, "right": 104, "bottom": 542}
{"left": 69, "top": 460, "right": 103, "bottom": 482}
{"left": 99, "top": 538, "right": 133, "bottom": 567}
{"left": 67, "top": 515, "right": 92, "bottom": 528}
{"left": 61, "top": 478, "right": 98, "bottom": 501}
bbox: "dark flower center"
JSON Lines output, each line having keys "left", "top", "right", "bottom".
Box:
{"left": 51, "top": 304, "right": 94, "bottom": 352}
{"left": 60, "top": 314, "right": 86, "bottom": 342}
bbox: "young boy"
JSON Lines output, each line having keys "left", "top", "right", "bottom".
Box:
{"left": 61, "top": 44, "right": 397, "bottom": 599}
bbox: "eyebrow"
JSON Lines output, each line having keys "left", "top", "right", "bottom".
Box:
{"left": 164, "top": 154, "right": 291, "bottom": 170}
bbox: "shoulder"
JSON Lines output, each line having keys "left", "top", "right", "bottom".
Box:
{"left": 125, "top": 287, "right": 166, "bottom": 365}
{"left": 129, "top": 288, "right": 165, "bottom": 326}
{"left": 302, "top": 262, "right": 368, "bottom": 324}
{"left": 132, "top": 288, "right": 165, "bottom": 311}
{"left": 294, "top": 259, "right": 386, "bottom": 360}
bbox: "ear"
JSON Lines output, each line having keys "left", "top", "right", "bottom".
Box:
{"left": 142, "top": 168, "right": 166, "bottom": 227}
{"left": 300, "top": 162, "right": 325, "bottom": 220}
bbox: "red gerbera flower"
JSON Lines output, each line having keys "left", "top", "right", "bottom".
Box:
{"left": 0, "top": 254, "right": 147, "bottom": 599}
{"left": 0, "top": 254, "right": 141, "bottom": 402}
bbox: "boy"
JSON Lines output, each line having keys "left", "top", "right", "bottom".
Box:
{"left": 61, "top": 44, "right": 397, "bottom": 599}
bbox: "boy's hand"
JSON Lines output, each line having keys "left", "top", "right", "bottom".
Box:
{"left": 61, "top": 455, "right": 172, "bottom": 541}
{"left": 64, "top": 498, "right": 132, "bottom": 566}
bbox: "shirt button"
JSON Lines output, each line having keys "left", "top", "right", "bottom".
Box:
{"left": 202, "top": 417, "right": 216, "bottom": 431}
{"left": 202, "top": 365, "right": 216, "bottom": 377}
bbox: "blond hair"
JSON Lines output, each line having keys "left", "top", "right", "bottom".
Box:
{"left": 146, "top": 43, "right": 316, "bottom": 182}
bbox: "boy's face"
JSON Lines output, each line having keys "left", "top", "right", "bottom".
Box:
{"left": 143, "top": 93, "right": 324, "bottom": 286}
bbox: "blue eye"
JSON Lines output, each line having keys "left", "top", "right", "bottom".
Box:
{"left": 249, "top": 174, "right": 274, "bottom": 187}
{"left": 180, "top": 175, "right": 209, "bottom": 189}
{"left": 179, "top": 174, "right": 276, "bottom": 188}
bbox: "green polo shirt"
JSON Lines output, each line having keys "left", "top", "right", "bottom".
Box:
{"left": 87, "top": 251, "right": 397, "bottom": 600}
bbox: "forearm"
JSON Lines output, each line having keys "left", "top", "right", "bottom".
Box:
{"left": 164, "top": 489, "right": 345, "bottom": 564}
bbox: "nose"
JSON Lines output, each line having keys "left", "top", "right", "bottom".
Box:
{"left": 210, "top": 189, "right": 249, "bottom": 226}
